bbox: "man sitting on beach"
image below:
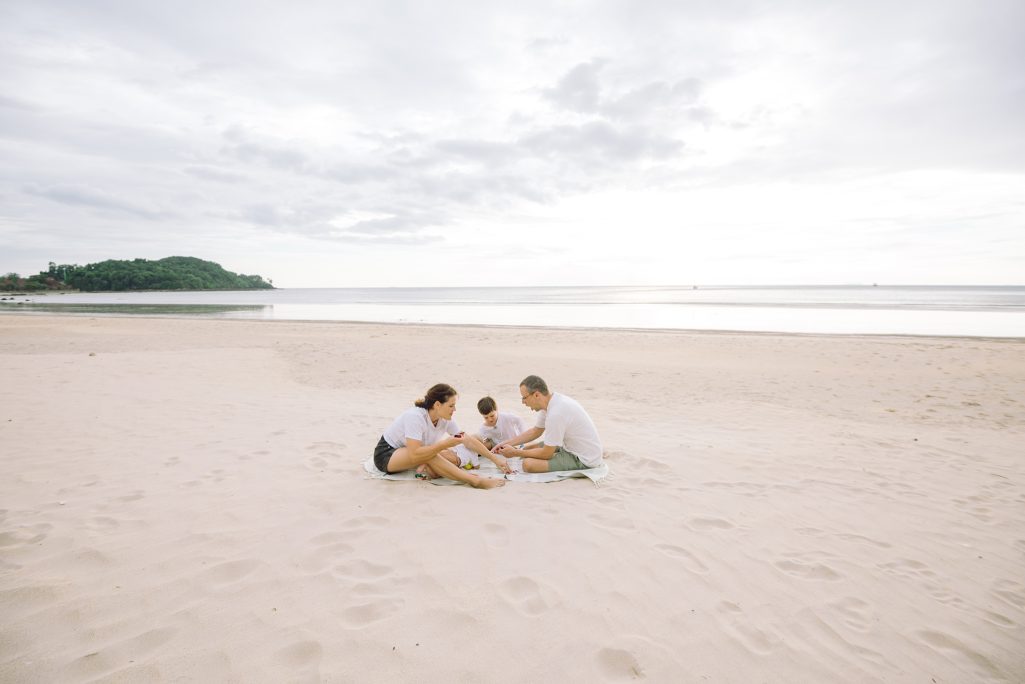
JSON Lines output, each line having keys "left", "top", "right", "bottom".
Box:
{"left": 493, "top": 375, "right": 603, "bottom": 473}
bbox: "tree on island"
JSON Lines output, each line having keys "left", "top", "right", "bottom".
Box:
{"left": 0, "top": 257, "right": 274, "bottom": 292}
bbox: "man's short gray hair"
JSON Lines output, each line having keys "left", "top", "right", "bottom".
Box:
{"left": 520, "top": 375, "right": 549, "bottom": 395}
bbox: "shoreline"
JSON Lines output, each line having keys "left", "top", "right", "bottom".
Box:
{"left": 2, "top": 311, "right": 1024, "bottom": 343}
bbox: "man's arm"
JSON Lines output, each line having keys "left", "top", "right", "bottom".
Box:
{"left": 502, "top": 443, "right": 557, "bottom": 460}
{"left": 495, "top": 426, "right": 543, "bottom": 451}
{"left": 494, "top": 425, "right": 556, "bottom": 459}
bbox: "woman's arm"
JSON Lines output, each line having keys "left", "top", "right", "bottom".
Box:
{"left": 405, "top": 436, "right": 460, "bottom": 458}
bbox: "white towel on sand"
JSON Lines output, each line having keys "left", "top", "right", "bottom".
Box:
{"left": 362, "top": 456, "right": 610, "bottom": 485}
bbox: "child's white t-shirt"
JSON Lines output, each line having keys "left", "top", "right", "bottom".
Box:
{"left": 456, "top": 412, "right": 527, "bottom": 469}
{"left": 478, "top": 411, "right": 526, "bottom": 445}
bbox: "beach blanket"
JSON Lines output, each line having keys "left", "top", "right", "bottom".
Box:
{"left": 362, "top": 456, "right": 610, "bottom": 486}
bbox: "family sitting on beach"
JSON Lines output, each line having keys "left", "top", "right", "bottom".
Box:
{"left": 372, "top": 375, "right": 603, "bottom": 490}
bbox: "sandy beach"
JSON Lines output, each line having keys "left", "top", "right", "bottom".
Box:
{"left": 1, "top": 314, "right": 1023, "bottom": 682}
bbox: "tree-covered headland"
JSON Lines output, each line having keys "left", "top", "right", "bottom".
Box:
{"left": 1, "top": 257, "right": 274, "bottom": 292}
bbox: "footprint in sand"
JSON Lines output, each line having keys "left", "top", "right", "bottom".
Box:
{"left": 775, "top": 554, "right": 842, "bottom": 581}
{"left": 991, "top": 579, "right": 1025, "bottom": 611}
{"left": 588, "top": 512, "right": 636, "bottom": 532}
{"left": 123, "top": 626, "right": 179, "bottom": 655}
{"left": 917, "top": 630, "right": 1004, "bottom": 680}
{"left": 71, "top": 547, "right": 114, "bottom": 569}
{"left": 0, "top": 522, "right": 52, "bottom": 547}
{"left": 654, "top": 544, "right": 708, "bottom": 575}
{"left": 596, "top": 493, "right": 626, "bottom": 508}
{"left": 300, "top": 542, "right": 354, "bottom": 573}
{"left": 499, "top": 577, "right": 550, "bottom": 616}
{"left": 924, "top": 582, "right": 965, "bottom": 607}
{"left": 65, "top": 626, "right": 179, "bottom": 681}
{"left": 200, "top": 559, "right": 261, "bottom": 587}
{"left": 981, "top": 610, "right": 1014, "bottom": 628}
{"left": 332, "top": 559, "right": 392, "bottom": 581}
{"left": 878, "top": 558, "right": 936, "bottom": 579}
{"left": 700, "top": 481, "right": 765, "bottom": 497}
{"left": 484, "top": 523, "right": 510, "bottom": 549}
{"left": 595, "top": 647, "right": 644, "bottom": 680}
{"left": 715, "top": 601, "right": 778, "bottom": 656}
{"left": 829, "top": 596, "right": 874, "bottom": 632}
{"left": 304, "top": 442, "right": 348, "bottom": 472}
{"left": 632, "top": 456, "right": 672, "bottom": 474}
{"left": 204, "top": 469, "right": 227, "bottom": 483}
{"left": 338, "top": 515, "right": 389, "bottom": 535}
{"left": 687, "top": 517, "right": 734, "bottom": 531}
{"left": 276, "top": 640, "right": 323, "bottom": 668}
{"left": 339, "top": 598, "right": 405, "bottom": 628}
{"left": 836, "top": 532, "right": 892, "bottom": 549}
{"left": 427, "top": 608, "right": 481, "bottom": 632}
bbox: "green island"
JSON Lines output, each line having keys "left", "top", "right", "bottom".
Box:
{"left": 1, "top": 257, "right": 274, "bottom": 292}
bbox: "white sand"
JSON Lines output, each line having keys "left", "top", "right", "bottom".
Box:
{"left": 1, "top": 315, "right": 1023, "bottom": 682}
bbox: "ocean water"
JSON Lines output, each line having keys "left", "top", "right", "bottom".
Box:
{"left": 2, "top": 285, "right": 1024, "bottom": 337}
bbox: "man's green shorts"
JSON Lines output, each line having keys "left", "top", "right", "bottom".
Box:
{"left": 546, "top": 445, "right": 589, "bottom": 472}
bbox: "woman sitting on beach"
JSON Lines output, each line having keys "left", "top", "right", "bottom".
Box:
{"left": 373, "top": 383, "right": 505, "bottom": 489}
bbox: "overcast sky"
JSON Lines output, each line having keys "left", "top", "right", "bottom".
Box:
{"left": 2, "top": 1, "right": 1023, "bottom": 287}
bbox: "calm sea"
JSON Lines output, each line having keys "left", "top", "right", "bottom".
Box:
{"left": 3, "top": 285, "right": 1025, "bottom": 337}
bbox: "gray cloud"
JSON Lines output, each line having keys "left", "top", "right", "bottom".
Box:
{"left": 1, "top": 0, "right": 1022, "bottom": 282}
{"left": 183, "top": 165, "right": 246, "bottom": 184}
{"left": 543, "top": 61, "right": 605, "bottom": 113}
{"left": 519, "top": 121, "right": 684, "bottom": 163}
{"left": 24, "top": 183, "right": 167, "bottom": 220}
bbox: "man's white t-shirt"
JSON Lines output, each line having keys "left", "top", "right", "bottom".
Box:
{"left": 383, "top": 407, "right": 460, "bottom": 449}
{"left": 479, "top": 411, "right": 526, "bottom": 444}
{"left": 533, "top": 393, "right": 603, "bottom": 467}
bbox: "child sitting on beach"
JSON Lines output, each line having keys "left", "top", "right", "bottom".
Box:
{"left": 450, "top": 396, "right": 527, "bottom": 471}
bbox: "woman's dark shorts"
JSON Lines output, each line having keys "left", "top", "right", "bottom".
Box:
{"left": 373, "top": 436, "right": 398, "bottom": 472}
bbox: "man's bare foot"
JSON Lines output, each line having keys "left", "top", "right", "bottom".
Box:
{"left": 416, "top": 464, "right": 437, "bottom": 480}
{"left": 472, "top": 476, "right": 505, "bottom": 489}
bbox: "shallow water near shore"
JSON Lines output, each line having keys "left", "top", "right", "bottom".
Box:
{"left": 3, "top": 285, "right": 1024, "bottom": 337}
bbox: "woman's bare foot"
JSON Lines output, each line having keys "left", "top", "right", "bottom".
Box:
{"left": 472, "top": 476, "right": 505, "bottom": 489}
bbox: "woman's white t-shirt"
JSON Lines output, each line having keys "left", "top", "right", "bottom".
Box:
{"left": 383, "top": 407, "right": 460, "bottom": 449}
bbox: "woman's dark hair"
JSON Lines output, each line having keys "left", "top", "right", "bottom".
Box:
{"left": 415, "top": 383, "right": 457, "bottom": 410}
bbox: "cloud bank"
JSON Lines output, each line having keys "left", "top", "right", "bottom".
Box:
{"left": 1, "top": 0, "right": 1023, "bottom": 285}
